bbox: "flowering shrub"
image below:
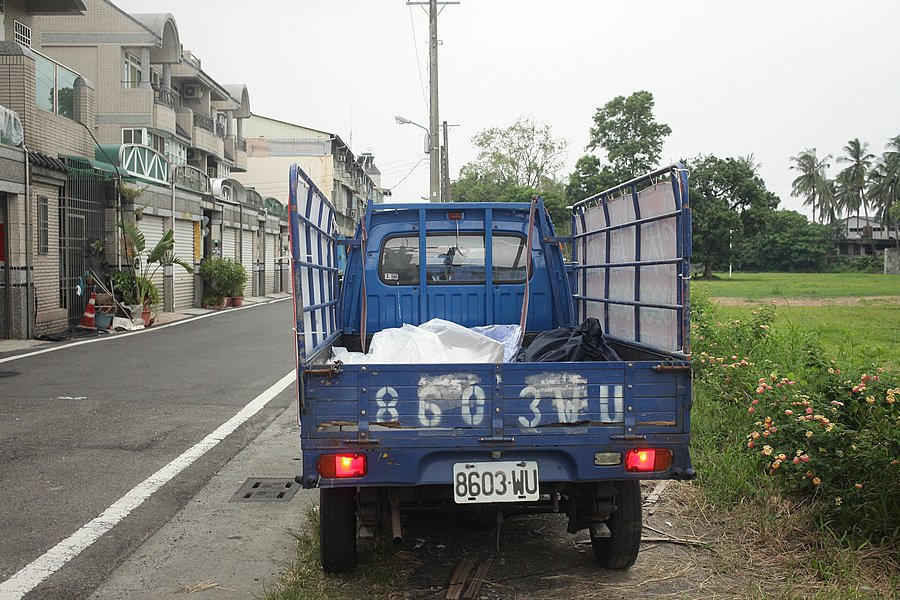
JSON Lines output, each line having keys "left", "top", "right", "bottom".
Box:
{"left": 744, "top": 369, "right": 899, "bottom": 539}
{"left": 691, "top": 290, "right": 900, "bottom": 541}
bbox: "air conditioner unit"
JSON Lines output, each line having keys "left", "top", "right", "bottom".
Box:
{"left": 183, "top": 85, "right": 201, "bottom": 99}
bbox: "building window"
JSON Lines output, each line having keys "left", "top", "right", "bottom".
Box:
{"left": 218, "top": 162, "right": 230, "bottom": 179}
{"left": 37, "top": 196, "right": 49, "bottom": 255}
{"left": 124, "top": 52, "right": 142, "bottom": 88}
{"left": 123, "top": 128, "right": 169, "bottom": 155}
{"left": 169, "top": 141, "right": 187, "bottom": 166}
{"left": 33, "top": 51, "right": 80, "bottom": 120}
{"left": 14, "top": 20, "right": 31, "bottom": 48}
{"left": 122, "top": 128, "right": 143, "bottom": 145}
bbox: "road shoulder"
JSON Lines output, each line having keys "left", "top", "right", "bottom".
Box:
{"left": 89, "top": 403, "right": 312, "bottom": 599}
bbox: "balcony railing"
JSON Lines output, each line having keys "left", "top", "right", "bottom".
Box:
{"left": 236, "top": 137, "right": 247, "bottom": 152}
{"left": 215, "top": 121, "right": 225, "bottom": 139}
{"left": 192, "top": 112, "right": 215, "bottom": 133}
{"left": 152, "top": 84, "right": 175, "bottom": 108}
{"left": 173, "top": 164, "right": 211, "bottom": 194}
{"left": 34, "top": 50, "right": 81, "bottom": 122}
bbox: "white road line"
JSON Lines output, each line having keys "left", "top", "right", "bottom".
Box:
{"left": 0, "top": 370, "right": 297, "bottom": 600}
{"left": 0, "top": 297, "right": 290, "bottom": 365}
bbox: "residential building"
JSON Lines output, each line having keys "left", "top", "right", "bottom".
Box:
{"left": 833, "top": 215, "right": 898, "bottom": 256}
{"left": 0, "top": 0, "right": 286, "bottom": 340}
{"left": 235, "top": 114, "right": 383, "bottom": 237}
{"left": 1, "top": 0, "right": 94, "bottom": 339}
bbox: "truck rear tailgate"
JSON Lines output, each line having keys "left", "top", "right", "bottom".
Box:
{"left": 301, "top": 359, "right": 691, "bottom": 486}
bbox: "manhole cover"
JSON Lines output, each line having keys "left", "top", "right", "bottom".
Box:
{"left": 231, "top": 478, "right": 299, "bottom": 502}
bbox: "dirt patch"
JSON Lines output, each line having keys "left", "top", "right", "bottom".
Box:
{"left": 348, "top": 483, "right": 754, "bottom": 599}
{"left": 714, "top": 296, "right": 900, "bottom": 307}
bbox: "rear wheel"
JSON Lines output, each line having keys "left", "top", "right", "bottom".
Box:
{"left": 319, "top": 488, "right": 357, "bottom": 573}
{"left": 591, "top": 480, "right": 641, "bottom": 570}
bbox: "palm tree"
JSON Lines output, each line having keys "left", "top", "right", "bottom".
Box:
{"left": 836, "top": 139, "right": 876, "bottom": 253}
{"left": 868, "top": 135, "right": 900, "bottom": 247}
{"left": 790, "top": 148, "right": 833, "bottom": 224}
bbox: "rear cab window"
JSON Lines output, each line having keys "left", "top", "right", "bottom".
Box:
{"left": 379, "top": 233, "right": 528, "bottom": 285}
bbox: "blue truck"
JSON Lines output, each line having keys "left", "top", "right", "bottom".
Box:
{"left": 287, "top": 164, "right": 694, "bottom": 573}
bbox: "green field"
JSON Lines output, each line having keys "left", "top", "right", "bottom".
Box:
{"left": 714, "top": 303, "right": 900, "bottom": 366}
{"left": 693, "top": 272, "right": 900, "bottom": 299}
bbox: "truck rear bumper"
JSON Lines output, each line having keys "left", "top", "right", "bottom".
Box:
{"left": 300, "top": 438, "right": 693, "bottom": 489}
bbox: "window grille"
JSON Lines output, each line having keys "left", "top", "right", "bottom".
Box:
{"left": 38, "top": 196, "right": 49, "bottom": 255}
{"left": 15, "top": 21, "right": 31, "bottom": 48}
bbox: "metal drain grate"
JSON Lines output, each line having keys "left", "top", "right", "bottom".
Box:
{"left": 231, "top": 478, "right": 300, "bottom": 503}
{"left": 0, "top": 371, "right": 20, "bottom": 378}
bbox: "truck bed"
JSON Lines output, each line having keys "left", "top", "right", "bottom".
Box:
{"left": 299, "top": 335, "right": 692, "bottom": 488}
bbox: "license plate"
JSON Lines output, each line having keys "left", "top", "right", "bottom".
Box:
{"left": 452, "top": 461, "right": 540, "bottom": 504}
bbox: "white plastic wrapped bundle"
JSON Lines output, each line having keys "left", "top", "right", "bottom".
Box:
{"left": 331, "top": 318, "right": 505, "bottom": 364}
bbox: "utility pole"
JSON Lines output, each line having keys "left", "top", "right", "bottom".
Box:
{"left": 441, "top": 120, "right": 450, "bottom": 202}
{"left": 408, "top": 0, "right": 458, "bottom": 202}
{"left": 428, "top": 0, "right": 440, "bottom": 202}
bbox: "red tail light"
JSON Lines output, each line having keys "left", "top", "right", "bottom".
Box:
{"left": 317, "top": 454, "right": 367, "bottom": 478}
{"left": 624, "top": 448, "right": 673, "bottom": 472}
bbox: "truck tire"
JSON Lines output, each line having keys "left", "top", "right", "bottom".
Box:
{"left": 591, "top": 480, "right": 641, "bottom": 570}
{"left": 319, "top": 488, "right": 357, "bottom": 573}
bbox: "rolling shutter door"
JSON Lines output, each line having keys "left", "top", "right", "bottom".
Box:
{"left": 265, "top": 233, "right": 277, "bottom": 294}
{"left": 173, "top": 219, "right": 195, "bottom": 310}
{"left": 241, "top": 230, "right": 253, "bottom": 297}
{"left": 222, "top": 227, "right": 237, "bottom": 261}
{"left": 139, "top": 215, "right": 165, "bottom": 302}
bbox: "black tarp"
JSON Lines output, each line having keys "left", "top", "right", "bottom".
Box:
{"left": 515, "top": 317, "right": 620, "bottom": 363}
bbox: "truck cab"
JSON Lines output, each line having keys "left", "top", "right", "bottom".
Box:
{"left": 288, "top": 164, "right": 694, "bottom": 573}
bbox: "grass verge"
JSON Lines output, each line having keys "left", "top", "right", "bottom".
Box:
{"left": 260, "top": 507, "right": 411, "bottom": 600}
{"left": 694, "top": 272, "right": 900, "bottom": 300}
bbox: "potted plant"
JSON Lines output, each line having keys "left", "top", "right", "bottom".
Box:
{"left": 227, "top": 260, "right": 248, "bottom": 307}
{"left": 119, "top": 220, "right": 193, "bottom": 324}
{"left": 199, "top": 257, "right": 231, "bottom": 309}
{"left": 110, "top": 270, "right": 161, "bottom": 325}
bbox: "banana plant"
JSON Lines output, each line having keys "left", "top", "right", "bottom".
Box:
{"left": 118, "top": 221, "right": 193, "bottom": 307}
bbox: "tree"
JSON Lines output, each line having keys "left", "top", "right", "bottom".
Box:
{"left": 686, "top": 154, "right": 785, "bottom": 277}
{"left": 836, "top": 138, "right": 875, "bottom": 251}
{"left": 451, "top": 117, "right": 570, "bottom": 229}
{"left": 737, "top": 210, "right": 832, "bottom": 272}
{"left": 587, "top": 91, "right": 671, "bottom": 180}
{"left": 464, "top": 116, "right": 567, "bottom": 188}
{"left": 789, "top": 148, "right": 833, "bottom": 224}
{"left": 565, "top": 155, "right": 620, "bottom": 202}
{"left": 685, "top": 155, "right": 743, "bottom": 277}
{"left": 868, "top": 134, "right": 900, "bottom": 247}
{"left": 451, "top": 169, "right": 569, "bottom": 230}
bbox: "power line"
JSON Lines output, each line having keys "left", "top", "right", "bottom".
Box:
{"left": 408, "top": 6, "right": 428, "bottom": 109}
{"left": 387, "top": 156, "right": 428, "bottom": 189}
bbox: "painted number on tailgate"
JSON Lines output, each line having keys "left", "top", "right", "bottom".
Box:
{"left": 518, "top": 373, "right": 624, "bottom": 427}
{"left": 417, "top": 374, "right": 485, "bottom": 426}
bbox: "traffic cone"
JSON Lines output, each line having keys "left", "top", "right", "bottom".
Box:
{"left": 79, "top": 292, "right": 97, "bottom": 329}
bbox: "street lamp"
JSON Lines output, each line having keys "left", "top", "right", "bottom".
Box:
{"left": 395, "top": 114, "right": 439, "bottom": 201}
{"left": 394, "top": 115, "right": 429, "bottom": 154}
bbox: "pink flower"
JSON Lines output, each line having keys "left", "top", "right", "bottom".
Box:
{"left": 752, "top": 399, "right": 759, "bottom": 405}
{"left": 793, "top": 457, "right": 800, "bottom": 465}
{"left": 805, "top": 407, "right": 814, "bottom": 414}
{"left": 784, "top": 410, "right": 793, "bottom": 416}
{"left": 748, "top": 407, "right": 755, "bottom": 414}
{"left": 801, "top": 456, "right": 809, "bottom": 463}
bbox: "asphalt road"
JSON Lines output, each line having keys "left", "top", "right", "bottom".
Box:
{"left": 0, "top": 300, "right": 297, "bottom": 599}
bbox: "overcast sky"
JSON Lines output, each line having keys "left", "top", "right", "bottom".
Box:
{"left": 114, "top": 0, "right": 900, "bottom": 215}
